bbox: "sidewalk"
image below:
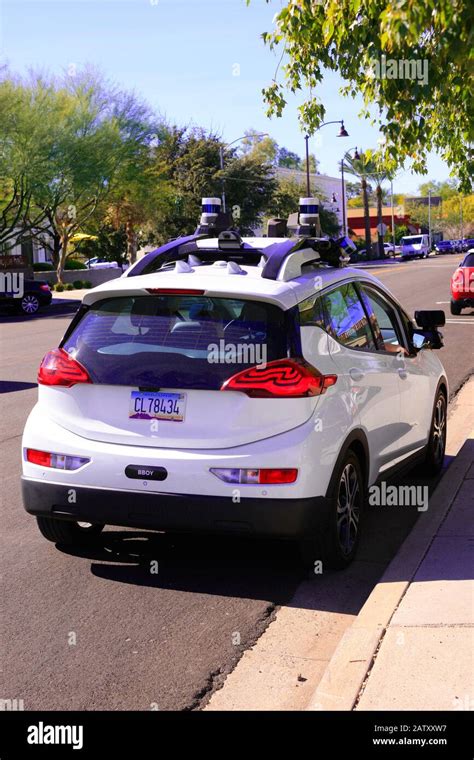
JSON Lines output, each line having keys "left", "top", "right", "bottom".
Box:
{"left": 351, "top": 258, "right": 403, "bottom": 269}
{"left": 52, "top": 290, "right": 88, "bottom": 301}
{"left": 308, "top": 379, "right": 474, "bottom": 711}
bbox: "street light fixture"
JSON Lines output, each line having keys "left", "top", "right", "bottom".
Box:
{"left": 340, "top": 147, "right": 360, "bottom": 236}
{"left": 304, "top": 120, "right": 349, "bottom": 196}
{"left": 219, "top": 133, "right": 268, "bottom": 212}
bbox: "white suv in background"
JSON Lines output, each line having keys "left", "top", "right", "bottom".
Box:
{"left": 22, "top": 231, "right": 448, "bottom": 568}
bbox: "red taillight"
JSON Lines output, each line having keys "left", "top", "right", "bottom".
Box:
{"left": 40, "top": 283, "right": 51, "bottom": 292}
{"left": 259, "top": 468, "right": 298, "bottom": 484}
{"left": 146, "top": 288, "right": 206, "bottom": 295}
{"left": 26, "top": 449, "right": 52, "bottom": 467}
{"left": 25, "top": 448, "right": 90, "bottom": 469}
{"left": 38, "top": 348, "right": 91, "bottom": 387}
{"left": 220, "top": 358, "right": 337, "bottom": 398}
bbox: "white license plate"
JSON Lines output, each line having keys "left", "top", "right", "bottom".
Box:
{"left": 129, "top": 391, "right": 186, "bottom": 421}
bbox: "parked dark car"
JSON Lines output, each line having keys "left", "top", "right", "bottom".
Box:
{"left": 0, "top": 278, "right": 52, "bottom": 315}
{"left": 434, "top": 240, "right": 455, "bottom": 254}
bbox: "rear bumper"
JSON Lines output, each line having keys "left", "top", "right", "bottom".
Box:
{"left": 451, "top": 294, "right": 474, "bottom": 306}
{"left": 22, "top": 478, "right": 330, "bottom": 539}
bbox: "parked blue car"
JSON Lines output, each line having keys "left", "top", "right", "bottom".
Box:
{"left": 434, "top": 240, "right": 455, "bottom": 254}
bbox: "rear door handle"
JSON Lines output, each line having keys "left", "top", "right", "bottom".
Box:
{"left": 349, "top": 367, "right": 365, "bottom": 381}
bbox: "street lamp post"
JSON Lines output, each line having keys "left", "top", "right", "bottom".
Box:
{"left": 391, "top": 179, "right": 396, "bottom": 250}
{"left": 428, "top": 189, "right": 432, "bottom": 251}
{"left": 304, "top": 120, "right": 348, "bottom": 197}
{"left": 219, "top": 133, "right": 268, "bottom": 212}
{"left": 305, "top": 135, "right": 311, "bottom": 197}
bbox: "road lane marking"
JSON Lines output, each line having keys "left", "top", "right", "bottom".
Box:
{"left": 436, "top": 301, "right": 450, "bottom": 304}
{"left": 445, "top": 319, "right": 474, "bottom": 324}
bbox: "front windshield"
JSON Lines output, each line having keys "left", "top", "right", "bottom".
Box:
{"left": 402, "top": 236, "right": 423, "bottom": 245}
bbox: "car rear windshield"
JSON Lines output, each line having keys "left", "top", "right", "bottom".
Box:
{"left": 62, "top": 295, "right": 292, "bottom": 390}
{"left": 402, "top": 236, "right": 423, "bottom": 244}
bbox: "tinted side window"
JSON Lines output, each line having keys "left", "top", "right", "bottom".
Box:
{"left": 298, "top": 292, "right": 327, "bottom": 329}
{"left": 359, "top": 285, "right": 406, "bottom": 354}
{"left": 321, "top": 283, "right": 376, "bottom": 351}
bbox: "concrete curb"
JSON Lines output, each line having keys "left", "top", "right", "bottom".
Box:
{"left": 307, "top": 428, "right": 474, "bottom": 711}
{"left": 351, "top": 260, "right": 402, "bottom": 268}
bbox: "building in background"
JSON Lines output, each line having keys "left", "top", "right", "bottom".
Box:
{"left": 347, "top": 205, "right": 416, "bottom": 241}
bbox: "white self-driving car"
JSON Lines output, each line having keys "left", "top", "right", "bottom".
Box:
{"left": 22, "top": 202, "right": 448, "bottom": 568}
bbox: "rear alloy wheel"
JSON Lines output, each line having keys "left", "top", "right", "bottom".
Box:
{"left": 423, "top": 391, "right": 447, "bottom": 476}
{"left": 18, "top": 294, "right": 40, "bottom": 315}
{"left": 300, "top": 451, "right": 364, "bottom": 570}
{"left": 450, "top": 299, "right": 462, "bottom": 315}
{"left": 36, "top": 516, "right": 104, "bottom": 545}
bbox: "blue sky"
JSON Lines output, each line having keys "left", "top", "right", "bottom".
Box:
{"left": 0, "top": 0, "right": 452, "bottom": 194}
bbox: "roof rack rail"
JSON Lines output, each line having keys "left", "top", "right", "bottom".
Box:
{"left": 261, "top": 236, "right": 354, "bottom": 281}
{"left": 126, "top": 233, "right": 211, "bottom": 278}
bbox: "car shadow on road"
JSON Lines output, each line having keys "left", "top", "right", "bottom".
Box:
{"left": 0, "top": 303, "right": 80, "bottom": 321}
{"left": 0, "top": 380, "right": 38, "bottom": 393}
{"left": 57, "top": 459, "right": 452, "bottom": 612}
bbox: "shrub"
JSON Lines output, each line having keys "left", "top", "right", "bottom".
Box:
{"left": 64, "top": 283, "right": 74, "bottom": 291}
{"left": 72, "top": 280, "right": 84, "bottom": 289}
{"left": 53, "top": 283, "right": 64, "bottom": 292}
{"left": 82, "top": 280, "right": 92, "bottom": 289}
{"left": 33, "top": 262, "right": 54, "bottom": 272}
{"left": 64, "top": 259, "right": 87, "bottom": 270}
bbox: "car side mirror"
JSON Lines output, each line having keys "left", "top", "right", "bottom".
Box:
{"left": 414, "top": 309, "right": 445, "bottom": 328}
{"left": 412, "top": 328, "right": 444, "bottom": 351}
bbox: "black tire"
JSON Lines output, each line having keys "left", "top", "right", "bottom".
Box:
{"left": 299, "top": 451, "right": 364, "bottom": 571}
{"left": 17, "top": 293, "right": 40, "bottom": 315}
{"left": 450, "top": 299, "right": 462, "bottom": 315}
{"left": 422, "top": 389, "right": 447, "bottom": 476}
{"left": 36, "top": 516, "right": 105, "bottom": 545}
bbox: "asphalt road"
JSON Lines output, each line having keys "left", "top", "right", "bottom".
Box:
{"left": 366, "top": 255, "right": 474, "bottom": 396}
{"left": 1, "top": 255, "right": 472, "bottom": 711}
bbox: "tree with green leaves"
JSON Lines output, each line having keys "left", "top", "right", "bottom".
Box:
{"left": 345, "top": 181, "right": 362, "bottom": 201}
{"left": 417, "top": 180, "right": 459, "bottom": 200}
{"left": 255, "top": 0, "right": 473, "bottom": 191}
{"left": 240, "top": 130, "right": 278, "bottom": 165}
{"left": 365, "top": 163, "right": 392, "bottom": 257}
{"left": 277, "top": 147, "right": 301, "bottom": 170}
{"left": 409, "top": 194, "right": 474, "bottom": 239}
{"left": 0, "top": 74, "right": 58, "bottom": 257}
{"left": 73, "top": 224, "right": 128, "bottom": 264}
{"left": 342, "top": 153, "right": 375, "bottom": 257}
{"left": 21, "top": 70, "right": 158, "bottom": 281}
{"left": 151, "top": 127, "right": 277, "bottom": 240}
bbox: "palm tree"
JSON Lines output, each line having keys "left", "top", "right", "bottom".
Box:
{"left": 366, "top": 166, "right": 391, "bottom": 259}
{"left": 343, "top": 152, "right": 375, "bottom": 259}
